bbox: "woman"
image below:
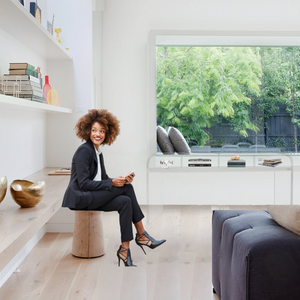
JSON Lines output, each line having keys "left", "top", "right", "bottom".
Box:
{"left": 62, "top": 109, "right": 166, "bottom": 267}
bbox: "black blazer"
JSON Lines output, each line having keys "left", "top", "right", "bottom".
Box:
{"left": 62, "top": 139, "right": 112, "bottom": 209}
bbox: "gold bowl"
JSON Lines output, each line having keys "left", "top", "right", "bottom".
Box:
{"left": 0, "top": 176, "right": 7, "bottom": 204}
{"left": 10, "top": 180, "right": 46, "bottom": 208}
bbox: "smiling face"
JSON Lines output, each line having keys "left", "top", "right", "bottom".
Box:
{"left": 90, "top": 122, "right": 106, "bottom": 150}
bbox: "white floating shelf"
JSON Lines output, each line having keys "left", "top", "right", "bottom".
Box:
{"left": 0, "top": 0, "right": 72, "bottom": 60}
{"left": 0, "top": 94, "right": 72, "bottom": 113}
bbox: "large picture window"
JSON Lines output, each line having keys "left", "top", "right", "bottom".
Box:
{"left": 156, "top": 45, "right": 300, "bottom": 153}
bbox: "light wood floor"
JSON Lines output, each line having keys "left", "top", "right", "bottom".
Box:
{"left": 0, "top": 205, "right": 266, "bottom": 300}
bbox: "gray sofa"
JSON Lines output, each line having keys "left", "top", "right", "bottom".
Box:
{"left": 212, "top": 210, "right": 300, "bottom": 300}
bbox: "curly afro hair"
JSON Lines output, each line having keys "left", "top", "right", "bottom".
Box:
{"left": 75, "top": 109, "right": 120, "bottom": 145}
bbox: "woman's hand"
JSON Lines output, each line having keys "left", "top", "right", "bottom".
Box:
{"left": 125, "top": 172, "right": 135, "bottom": 184}
{"left": 112, "top": 176, "right": 126, "bottom": 187}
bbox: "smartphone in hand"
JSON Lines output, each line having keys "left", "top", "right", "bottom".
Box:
{"left": 126, "top": 171, "right": 135, "bottom": 180}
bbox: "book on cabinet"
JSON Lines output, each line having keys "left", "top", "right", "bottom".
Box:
{"left": 1, "top": 74, "right": 40, "bottom": 84}
{"left": 9, "top": 63, "right": 35, "bottom": 71}
{"left": 8, "top": 69, "right": 38, "bottom": 77}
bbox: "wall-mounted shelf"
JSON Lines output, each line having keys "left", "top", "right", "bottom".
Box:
{"left": 0, "top": 0, "right": 72, "bottom": 60}
{"left": 0, "top": 94, "right": 72, "bottom": 113}
{"left": 147, "top": 153, "right": 294, "bottom": 206}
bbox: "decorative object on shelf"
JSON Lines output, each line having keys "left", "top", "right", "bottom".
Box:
{"left": 1, "top": 75, "right": 21, "bottom": 97}
{"left": 10, "top": 179, "right": 46, "bottom": 208}
{"left": 55, "top": 28, "right": 62, "bottom": 44}
{"left": 34, "top": 66, "right": 41, "bottom": 78}
{"left": 0, "top": 176, "right": 7, "bottom": 204}
{"left": 43, "top": 75, "right": 51, "bottom": 103}
{"left": 160, "top": 160, "right": 173, "bottom": 169}
{"left": 47, "top": 14, "right": 55, "bottom": 35}
{"left": 231, "top": 155, "right": 240, "bottom": 160}
{"left": 30, "top": 1, "right": 41, "bottom": 24}
{"left": 47, "top": 89, "right": 59, "bottom": 106}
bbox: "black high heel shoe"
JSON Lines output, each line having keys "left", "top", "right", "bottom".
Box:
{"left": 117, "top": 245, "right": 136, "bottom": 267}
{"left": 135, "top": 231, "right": 166, "bottom": 254}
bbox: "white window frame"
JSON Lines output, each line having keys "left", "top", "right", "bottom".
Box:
{"left": 148, "top": 30, "right": 300, "bottom": 155}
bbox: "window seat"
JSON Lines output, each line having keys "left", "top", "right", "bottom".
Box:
{"left": 0, "top": 168, "right": 70, "bottom": 273}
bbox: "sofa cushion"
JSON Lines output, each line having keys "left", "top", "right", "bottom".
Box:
{"left": 268, "top": 205, "right": 300, "bottom": 237}
{"left": 156, "top": 126, "right": 175, "bottom": 154}
{"left": 168, "top": 127, "right": 191, "bottom": 154}
{"left": 212, "top": 209, "right": 300, "bottom": 300}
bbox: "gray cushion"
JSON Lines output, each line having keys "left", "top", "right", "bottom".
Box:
{"left": 157, "top": 126, "right": 175, "bottom": 154}
{"left": 268, "top": 205, "right": 300, "bottom": 237}
{"left": 168, "top": 127, "right": 191, "bottom": 155}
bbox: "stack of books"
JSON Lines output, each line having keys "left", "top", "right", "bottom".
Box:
{"left": 9, "top": 63, "right": 38, "bottom": 78}
{"left": 2, "top": 63, "right": 45, "bottom": 103}
{"left": 262, "top": 158, "right": 282, "bottom": 167}
{"left": 188, "top": 158, "right": 212, "bottom": 167}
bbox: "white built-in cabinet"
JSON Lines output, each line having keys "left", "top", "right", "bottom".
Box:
{"left": 0, "top": 0, "right": 72, "bottom": 114}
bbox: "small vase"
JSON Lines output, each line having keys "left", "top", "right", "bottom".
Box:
{"left": 43, "top": 75, "right": 51, "bottom": 104}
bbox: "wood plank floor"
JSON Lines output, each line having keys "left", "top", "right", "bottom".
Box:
{"left": 0, "top": 205, "right": 266, "bottom": 300}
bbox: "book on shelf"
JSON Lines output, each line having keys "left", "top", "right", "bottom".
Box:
{"left": 261, "top": 158, "right": 282, "bottom": 167}
{"left": 262, "top": 161, "right": 282, "bottom": 167}
{"left": 9, "top": 63, "right": 35, "bottom": 71}
{"left": 188, "top": 158, "right": 212, "bottom": 162}
{"left": 263, "top": 158, "right": 281, "bottom": 163}
{"left": 5, "top": 89, "right": 43, "bottom": 97}
{"left": 188, "top": 163, "right": 211, "bottom": 167}
{"left": 227, "top": 159, "right": 246, "bottom": 167}
{"left": 9, "top": 69, "right": 38, "bottom": 78}
{"left": 32, "top": 97, "right": 47, "bottom": 103}
{"left": 2, "top": 74, "right": 40, "bottom": 84}
{"left": 3, "top": 83, "right": 43, "bottom": 91}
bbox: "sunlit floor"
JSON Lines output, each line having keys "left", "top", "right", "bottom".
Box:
{"left": 0, "top": 205, "right": 265, "bottom": 300}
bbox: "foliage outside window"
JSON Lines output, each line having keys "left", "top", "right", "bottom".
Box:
{"left": 156, "top": 46, "right": 300, "bottom": 153}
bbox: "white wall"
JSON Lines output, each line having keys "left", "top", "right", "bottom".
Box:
{"left": 0, "top": 27, "right": 48, "bottom": 206}
{"left": 47, "top": 0, "right": 300, "bottom": 231}
{"left": 46, "top": 0, "right": 94, "bottom": 168}
{"left": 99, "top": 0, "right": 300, "bottom": 205}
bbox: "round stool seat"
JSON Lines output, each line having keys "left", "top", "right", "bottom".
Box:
{"left": 72, "top": 211, "right": 105, "bottom": 258}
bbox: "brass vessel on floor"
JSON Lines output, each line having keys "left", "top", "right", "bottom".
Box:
{"left": 0, "top": 176, "right": 7, "bottom": 203}
{"left": 10, "top": 180, "right": 46, "bottom": 208}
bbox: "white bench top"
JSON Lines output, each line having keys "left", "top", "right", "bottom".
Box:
{"left": 0, "top": 168, "right": 70, "bottom": 271}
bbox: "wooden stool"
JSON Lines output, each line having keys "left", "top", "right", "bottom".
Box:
{"left": 72, "top": 211, "right": 105, "bottom": 258}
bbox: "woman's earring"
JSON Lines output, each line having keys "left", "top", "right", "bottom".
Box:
{"left": 0, "top": 176, "right": 8, "bottom": 204}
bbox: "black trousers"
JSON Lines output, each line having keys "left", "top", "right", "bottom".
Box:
{"left": 88, "top": 184, "right": 144, "bottom": 242}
